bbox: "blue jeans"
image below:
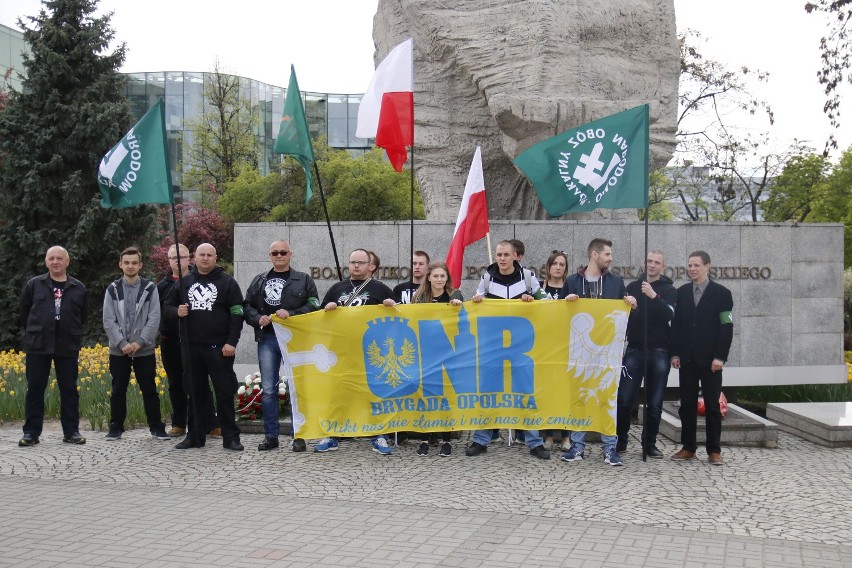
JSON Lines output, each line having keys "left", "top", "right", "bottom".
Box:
{"left": 473, "top": 428, "right": 543, "bottom": 449}
{"left": 617, "top": 346, "right": 669, "bottom": 448}
{"left": 258, "top": 332, "right": 284, "bottom": 438}
{"left": 569, "top": 430, "right": 617, "bottom": 453}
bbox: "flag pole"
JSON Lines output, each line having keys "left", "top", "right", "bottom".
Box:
{"left": 169, "top": 202, "right": 203, "bottom": 445}
{"left": 409, "top": 144, "right": 415, "bottom": 274}
{"left": 641, "top": 204, "right": 649, "bottom": 462}
{"left": 313, "top": 162, "right": 343, "bottom": 281}
{"left": 486, "top": 232, "right": 493, "bottom": 264}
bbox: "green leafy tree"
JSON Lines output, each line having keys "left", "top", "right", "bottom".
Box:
{"left": 184, "top": 59, "right": 258, "bottom": 202}
{"left": 761, "top": 154, "right": 831, "bottom": 222}
{"left": 218, "top": 141, "right": 422, "bottom": 223}
{"left": 763, "top": 147, "right": 852, "bottom": 267}
{"left": 324, "top": 148, "right": 423, "bottom": 221}
{"left": 0, "top": 0, "right": 156, "bottom": 348}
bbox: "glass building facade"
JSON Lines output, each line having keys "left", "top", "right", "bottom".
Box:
{"left": 123, "top": 72, "right": 371, "bottom": 200}
{"left": 0, "top": 23, "right": 28, "bottom": 92}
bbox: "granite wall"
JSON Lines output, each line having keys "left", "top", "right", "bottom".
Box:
{"left": 233, "top": 221, "right": 846, "bottom": 383}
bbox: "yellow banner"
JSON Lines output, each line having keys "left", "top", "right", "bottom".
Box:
{"left": 272, "top": 299, "right": 628, "bottom": 440}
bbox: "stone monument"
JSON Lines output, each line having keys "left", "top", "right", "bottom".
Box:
{"left": 372, "top": 0, "right": 680, "bottom": 221}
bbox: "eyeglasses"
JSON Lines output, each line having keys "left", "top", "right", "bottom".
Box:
{"left": 348, "top": 260, "right": 369, "bottom": 265}
{"left": 269, "top": 251, "right": 291, "bottom": 257}
{"left": 168, "top": 256, "right": 187, "bottom": 261}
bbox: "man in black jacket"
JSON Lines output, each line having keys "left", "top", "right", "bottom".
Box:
{"left": 165, "top": 243, "right": 245, "bottom": 451}
{"left": 670, "top": 250, "right": 734, "bottom": 466}
{"left": 156, "top": 243, "right": 217, "bottom": 438}
{"left": 616, "top": 250, "right": 676, "bottom": 458}
{"left": 244, "top": 240, "right": 320, "bottom": 452}
{"left": 19, "top": 246, "right": 89, "bottom": 446}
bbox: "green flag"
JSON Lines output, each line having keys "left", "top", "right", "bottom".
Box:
{"left": 514, "top": 104, "right": 649, "bottom": 216}
{"left": 98, "top": 99, "right": 173, "bottom": 209}
{"left": 275, "top": 65, "right": 316, "bottom": 203}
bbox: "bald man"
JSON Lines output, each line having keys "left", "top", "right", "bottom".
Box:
{"left": 19, "top": 246, "right": 89, "bottom": 447}
{"left": 157, "top": 243, "right": 218, "bottom": 437}
{"left": 165, "top": 243, "right": 245, "bottom": 451}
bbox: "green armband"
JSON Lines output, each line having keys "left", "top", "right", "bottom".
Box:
{"left": 308, "top": 297, "right": 320, "bottom": 308}
{"left": 719, "top": 311, "right": 733, "bottom": 324}
{"left": 230, "top": 305, "right": 244, "bottom": 316}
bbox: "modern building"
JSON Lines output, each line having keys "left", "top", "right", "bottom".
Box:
{"left": 2, "top": 22, "right": 372, "bottom": 200}
{"left": 123, "top": 71, "right": 372, "bottom": 201}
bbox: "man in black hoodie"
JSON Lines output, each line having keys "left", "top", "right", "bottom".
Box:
{"left": 165, "top": 243, "right": 245, "bottom": 451}
{"left": 157, "top": 243, "right": 218, "bottom": 438}
{"left": 615, "top": 250, "right": 676, "bottom": 458}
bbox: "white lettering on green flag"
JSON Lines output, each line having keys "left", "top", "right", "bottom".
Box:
{"left": 98, "top": 99, "right": 173, "bottom": 209}
{"left": 274, "top": 65, "right": 316, "bottom": 203}
{"left": 513, "top": 104, "right": 649, "bottom": 216}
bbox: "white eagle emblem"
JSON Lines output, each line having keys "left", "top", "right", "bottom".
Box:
{"left": 367, "top": 337, "right": 416, "bottom": 387}
{"left": 567, "top": 310, "right": 629, "bottom": 417}
{"left": 188, "top": 282, "right": 218, "bottom": 311}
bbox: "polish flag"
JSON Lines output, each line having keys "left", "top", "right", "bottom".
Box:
{"left": 356, "top": 39, "right": 413, "bottom": 172}
{"left": 446, "top": 147, "right": 490, "bottom": 287}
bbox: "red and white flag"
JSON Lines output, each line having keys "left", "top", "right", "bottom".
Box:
{"left": 446, "top": 146, "right": 490, "bottom": 286}
{"left": 356, "top": 38, "right": 413, "bottom": 172}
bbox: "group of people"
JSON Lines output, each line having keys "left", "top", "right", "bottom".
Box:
{"left": 17, "top": 237, "right": 733, "bottom": 467}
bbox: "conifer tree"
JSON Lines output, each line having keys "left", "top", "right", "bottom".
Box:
{"left": 0, "top": 0, "right": 156, "bottom": 348}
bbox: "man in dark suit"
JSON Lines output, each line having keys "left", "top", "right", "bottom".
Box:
{"left": 669, "top": 251, "right": 733, "bottom": 465}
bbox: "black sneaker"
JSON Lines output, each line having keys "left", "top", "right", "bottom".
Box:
{"left": 616, "top": 441, "right": 627, "bottom": 453}
{"left": 465, "top": 442, "right": 487, "bottom": 457}
{"left": 18, "top": 433, "right": 39, "bottom": 447}
{"left": 105, "top": 429, "right": 122, "bottom": 441}
{"left": 530, "top": 445, "right": 551, "bottom": 460}
{"left": 258, "top": 437, "right": 279, "bottom": 451}
{"left": 63, "top": 432, "right": 86, "bottom": 445}
{"left": 292, "top": 438, "right": 307, "bottom": 452}
{"left": 439, "top": 442, "right": 452, "bottom": 457}
{"left": 224, "top": 439, "right": 244, "bottom": 451}
{"left": 646, "top": 446, "right": 664, "bottom": 459}
{"left": 417, "top": 442, "right": 429, "bottom": 456}
{"left": 151, "top": 426, "right": 170, "bottom": 440}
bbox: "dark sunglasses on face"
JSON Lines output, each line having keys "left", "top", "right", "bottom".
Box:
{"left": 270, "top": 251, "right": 291, "bottom": 257}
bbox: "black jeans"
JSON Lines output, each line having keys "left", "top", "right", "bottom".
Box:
{"left": 678, "top": 358, "right": 723, "bottom": 454}
{"left": 162, "top": 335, "right": 218, "bottom": 430}
{"left": 23, "top": 353, "right": 80, "bottom": 437}
{"left": 108, "top": 353, "right": 163, "bottom": 431}
{"left": 186, "top": 344, "right": 239, "bottom": 444}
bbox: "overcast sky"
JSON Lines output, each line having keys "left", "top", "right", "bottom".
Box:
{"left": 1, "top": 0, "right": 848, "bottom": 156}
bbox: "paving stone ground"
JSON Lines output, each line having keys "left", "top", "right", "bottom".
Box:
{"left": 0, "top": 421, "right": 850, "bottom": 567}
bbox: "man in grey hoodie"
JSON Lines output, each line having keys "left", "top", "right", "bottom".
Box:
{"left": 102, "top": 246, "right": 169, "bottom": 441}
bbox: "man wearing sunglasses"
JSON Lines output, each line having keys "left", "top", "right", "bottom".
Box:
{"left": 244, "top": 240, "right": 320, "bottom": 452}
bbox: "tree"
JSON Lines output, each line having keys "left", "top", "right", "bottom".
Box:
{"left": 149, "top": 203, "right": 233, "bottom": 275}
{"left": 761, "top": 154, "right": 831, "bottom": 222}
{"left": 183, "top": 60, "right": 258, "bottom": 202}
{"left": 217, "top": 141, "right": 423, "bottom": 224}
{"left": 323, "top": 148, "right": 423, "bottom": 221}
{"left": 0, "top": 0, "right": 156, "bottom": 348}
{"left": 805, "top": 1, "right": 852, "bottom": 152}
{"left": 762, "top": 147, "right": 852, "bottom": 267}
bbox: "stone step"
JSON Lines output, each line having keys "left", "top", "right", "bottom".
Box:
{"left": 645, "top": 401, "right": 779, "bottom": 448}
{"left": 766, "top": 402, "right": 852, "bottom": 447}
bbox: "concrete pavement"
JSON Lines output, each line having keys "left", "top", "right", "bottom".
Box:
{"left": 0, "top": 421, "right": 850, "bottom": 567}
